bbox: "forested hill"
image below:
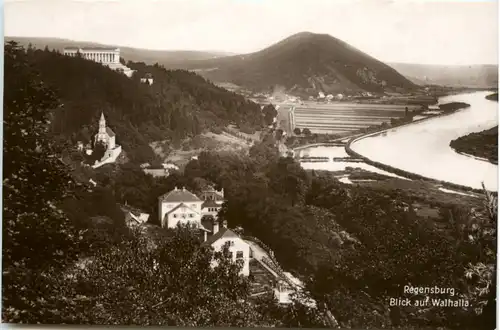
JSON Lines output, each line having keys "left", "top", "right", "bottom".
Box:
{"left": 170, "top": 32, "right": 417, "bottom": 96}
{"left": 18, "top": 43, "right": 263, "bottom": 162}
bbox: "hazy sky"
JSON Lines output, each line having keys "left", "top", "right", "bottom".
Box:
{"left": 5, "top": 0, "right": 499, "bottom": 65}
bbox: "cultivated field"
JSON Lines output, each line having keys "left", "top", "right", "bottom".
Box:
{"left": 293, "top": 103, "right": 422, "bottom": 135}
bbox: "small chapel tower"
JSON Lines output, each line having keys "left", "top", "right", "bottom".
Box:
{"left": 99, "top": 112, "right": 106, "bottom": 134}
{"left": 94, "top": 112, "right": 116, "bottom": 150}
{"left": 90, "top": 112, "right": 121, "bottom": 169}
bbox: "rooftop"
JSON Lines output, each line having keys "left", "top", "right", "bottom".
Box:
{"left": 202, "top": 227, "right": 239, "bottom": 246}
{"left": 64, "top": 46, "right": 120, "bottom": 51}
{"left": 165, "top": 202, "right": 200, "bottom": 216}
{"left": 202, "top": 199, "right": 219, "bottom": 208}
{"left": 106, "top": 127, "right": 116, "bottom": 137}
{"left": 159, "top": 187, "right": 202, "bottom": 203}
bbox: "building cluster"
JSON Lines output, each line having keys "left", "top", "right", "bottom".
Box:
{"left": 63, "top": 46, "right": 135, "bottom": 78}
{"left": 157, "top": 186, "right": 249, "bottom": 275}
{"left": 154, "top": 186, "right": 308, "bottom": 304}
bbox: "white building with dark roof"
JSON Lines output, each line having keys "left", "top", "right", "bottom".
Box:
{"left": 202, "top": 224, "right": 251, "bottom": 276}
{"left": 140, "top": 73, "right": 154, "bottom": 85}
{"left": 158, "top": 187, "right": 205, "bottom": 229}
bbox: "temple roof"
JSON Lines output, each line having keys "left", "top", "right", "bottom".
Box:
{"left": 64, "top": 46, "right": 119, "bottom": 51}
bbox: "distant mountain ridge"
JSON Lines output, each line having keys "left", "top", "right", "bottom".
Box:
{"left": 5, "top": 36, "right": 234, "bottom": 66}
{"left": 389, "top": 62, "right": 498, "bottom": 88}
{"left": 10, "top": 35, "right": 497, "bottom": 93}
{"left": 165, "top": 32, "right": 417, "bottom": 96}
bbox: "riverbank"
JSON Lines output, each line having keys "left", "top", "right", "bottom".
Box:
{"left": 449, "top": 126, "right": 498, "bottom": 165}
{"left": 346, "top": 97, "right": 494, "bottom": 194}
{"left": 346, "top": 140, "right": 488, "bottom": 194}
{"left": 486, "top": 92, "right": 498, "bottom": 101}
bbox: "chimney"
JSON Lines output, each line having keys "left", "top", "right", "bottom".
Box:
{"left": 222, "top": 220, "right": 228, "bottom": 228}
{"left": 213, "top": 220, "right": 220, "bottom": 234}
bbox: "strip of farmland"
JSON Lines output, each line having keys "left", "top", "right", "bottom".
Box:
{"left": 292, "top": 103, "right": 419, "bottom": 135}
{"left": 294, "top": 103, "right": 422, "bottom": 110}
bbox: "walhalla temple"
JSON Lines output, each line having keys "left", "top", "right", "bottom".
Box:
{"left": 63, "top": 46, "right": 135, "bottom": 77}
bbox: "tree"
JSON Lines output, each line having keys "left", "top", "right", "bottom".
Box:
{"left": 92, "top": 140, "right": 107, "bottom": 162}
{"left": 262, "top": 104, "right": 278, "bottom": 126}
{"left": 462, "top": 184, "right": 497, "bottom": 328}
{"left": 275, "top": 128, "right": 284, "bottom": 140}
{"left": 294, "top": 127, "right": 302, "bottom": 135}
{"left": 302, "top": 128, "right": 312, "bottom": 137}
{"left": 3, "top": 42, "right": 82, "bottom": 322}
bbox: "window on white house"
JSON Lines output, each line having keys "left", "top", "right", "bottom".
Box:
{"left": 236, "top": 251, "right": 244, "bottom": 259}
{"left": 228, "top": 241, "right": 234, "bottom": 246}
{"left": 192, "top": 204, "right": 196, "bottom": 208}
{"left": 173, "top": 214, "right": 177, "bottom": 218}
{"left": 189, "top": 214, "right": 193, "bottom": 218}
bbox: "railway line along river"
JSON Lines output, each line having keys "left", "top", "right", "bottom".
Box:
{"left": 350, "top": 91, "right": 498, "bottom": 191}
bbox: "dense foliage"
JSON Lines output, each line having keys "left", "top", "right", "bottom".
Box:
{"left": 43, "top": 226, "right": 278, "bottom": 326}
{"left": 450, "top": 126, "right": 498, "bottom": 164}
{"left": 21, "top": 43, "right": 265, "bottom": 163}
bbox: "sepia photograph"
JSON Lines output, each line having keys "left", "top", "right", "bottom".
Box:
{"left": 2, "top": 0, "right": 498, "bottom": 328}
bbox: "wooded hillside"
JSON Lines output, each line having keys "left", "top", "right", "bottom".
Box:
{"left": 21, "top": 42, "right": 264, "bottom": 163}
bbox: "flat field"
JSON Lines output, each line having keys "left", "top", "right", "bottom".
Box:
{"left": 293, "top": 103, "right": 422, "bottom": 134}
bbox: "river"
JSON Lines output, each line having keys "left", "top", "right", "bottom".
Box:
{"left": 349, "top": 91, "right": 498, "bottom": 191}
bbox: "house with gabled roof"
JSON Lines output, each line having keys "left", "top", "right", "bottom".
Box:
{"left": 158, "top": 186, "right": 205, "bottom": 227}
{"left": 159, "top": 186, "right": 227, "bottom": 226}
{"left": 202, "top": 222, "right": 251, "bottom": 276}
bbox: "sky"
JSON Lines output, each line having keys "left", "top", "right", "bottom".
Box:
{"left": 4, "top": 0, "right": 499, "bottom": 65}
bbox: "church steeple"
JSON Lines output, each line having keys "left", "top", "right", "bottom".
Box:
{"left": 99, "top": 112, "right": 106, "bottom": 134}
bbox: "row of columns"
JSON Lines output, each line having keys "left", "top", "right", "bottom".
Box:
{"left": 65, "top": 51, "right": 118, "bottom": 63}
